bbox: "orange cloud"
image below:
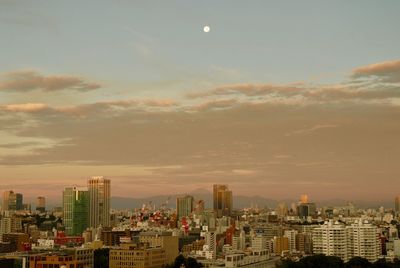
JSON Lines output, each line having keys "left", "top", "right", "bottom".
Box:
{"left": 2, "top": 103, "right": 49, "bottom": 112}
{"left": 352, "top": 60, "right": 400, "bottom": 82}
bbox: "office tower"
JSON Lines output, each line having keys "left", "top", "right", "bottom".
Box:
{"left": 176, "top": 195, "right": 194, "bottom": 219}
{"left": 2, "top": 191, "right": 23, "bottom": 211}
{"left": 395, "top": 196, "right": 400, "bottom": 216}
{"left": 213, "top": 184, "right": 233, "bottom": 218}
{"left": 63, "top": 187, "right": 89, "bottom": 236}
{"left": 297, "top": 194, "right": 316, "bottom": 219}
{"left": 15, "top": 193, "right": 23, "bottom": 210}
{"left": 36, "top": 196, "right": 46, "bottom": 213}
{"left": 88, "top": 176, "right": 111, "bottom": 228}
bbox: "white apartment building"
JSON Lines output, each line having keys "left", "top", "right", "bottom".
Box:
{"left": 313, "top": 220, "right": 381, "bottom": 262}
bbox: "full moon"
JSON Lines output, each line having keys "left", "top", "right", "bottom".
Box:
{"left": 203, "top": 26, "right": 210, "bottom": 33}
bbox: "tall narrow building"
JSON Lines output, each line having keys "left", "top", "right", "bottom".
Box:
{"left": 36, "top": 196, "right": 46, "bottom": 213}
{"left": 88, "top": 176, "right": 111, "bottom": 228}
{"left": 213, "top": 184, "right": 233, "bottom": 218}
{"left": 63, "top": 187, "right": 89, "bottom": 236}
{"left": 395, "top": 196, "right": 400, "bottom": 217}
{"left": 176, "top": 195, "right": 194, "bottom": 219}
{"left": 2, "top": 191, "right": 23, "bottom": 211}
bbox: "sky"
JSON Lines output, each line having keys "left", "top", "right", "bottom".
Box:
{"left": 0, "top": 0, "right": 400, "bottom": 204}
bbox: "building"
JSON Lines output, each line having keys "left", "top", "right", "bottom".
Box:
{"left": 213, "top": 184, "right": 233, "bottom": 218}
{"left": 2, "top": 191, "right": 23, "bottom": 211}
{"left": 395, "top": 196, "right": 400, "bottom": 217}
{"left": 274, "top": 236, "right": 289, "bottom": 256}
{"left": 194, "top": 199, "right": 205, "bottom": 214}
{"left": 251, "top": 235, "right": 269, "bottom": 251}
{"left": 28, "top": 248, "right": 93, "bottom": 268}
{"left": 36, "top": 196, "right": 46, "bottom": 213}
{"left": 2, "top": 233, "right": 29, "bottom": 252}
{"left": 284, "top": 229, "right": 297, "bottom": 253}
{"left": 297, "top": 194, "right": 316, "bottom": 219}
{"left": 63, "top": 187, "right": 89, "bottom": 236}
{"left": 313, "top": 221, "right": 349, "bottom": 261}
{"left": 350, "top": 220, "right": 381, "bottom": 262}
{"left": 176, "top": 195, "right": 194, "bottom": 219}
{"left": 109, "top": 243, "right": 166, "bottom": 268}
{"left": 313, "top": 220, "right": 381, "bottom": 262}
{"left": 0, "top": 217, "right": 22, "bottom": 237}
{"left": 139, "top": 232, "right": 179, "bottom": 264}
{"left": 88, "top": 176, "right": 111, "bottom": 228}
{"left": 296, "top": 232, "right": 312, "bottom": 254}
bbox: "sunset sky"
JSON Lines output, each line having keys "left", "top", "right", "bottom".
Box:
{"left": 1, "top": 1, "right": 400, "bottom": 203}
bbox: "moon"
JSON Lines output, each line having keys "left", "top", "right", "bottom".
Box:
{"left": 203, "top": 26, "right": 210, "bottom": 33}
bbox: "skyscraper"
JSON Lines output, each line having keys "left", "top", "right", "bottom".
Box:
{"left": 2, "top": 191, "right": 23, "bottom": 211}
{"left": 36, "top": 196, "right": 46, "bottom": 213}
{"left": 176, "top": 195, "right": 194, "bottom": 219}
{"left": 63, "top": 187, "right": 89, "bottom": 236}
{"left": 297, "top": 194, "right": 316, "bottom": 219}
{"left": 395, "top": 196, "right": 400, "bottom": 216}
{"left": 213, "top": 184, "right": 233, "bottom": 218}
{"left": 88, "top": 176, "right": 111, "bottom": 228}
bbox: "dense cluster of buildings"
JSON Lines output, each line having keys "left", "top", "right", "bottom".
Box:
{"left": 0, "top": 179, "right": 400, "bottom": 267}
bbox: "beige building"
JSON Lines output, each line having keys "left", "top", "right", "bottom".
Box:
{"left": 29, "top": 248, "right": 93, "bottom": 268}
{"left": 88, "top": 176, "right": 111, "bottom": 228}
{"left": 109, "top": 243, "right": 166, "bottom": 268}
{"left": 274, "top": 236, "right": 289, "bottom": 256}
{"left": 139, "top": 232, "right": 179, "bottom": 264}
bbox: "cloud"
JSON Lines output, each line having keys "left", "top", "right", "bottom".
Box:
{"left": 286, "top": 124, "right": 339, "bottom": 136}
{"left": 187, "top": 83, "right": 304, "bottom": 99}
{"left": 0, "top": 141, "right": 41, "bottom": 149}
{"left": 352, "top": 60, "right": 400, "bottom": 83}
{"left": 1, "top": 103, "right": 49, "bottom": 113}
{"left": 191, "top": 99, "right": 239, "bottom": 111}
{"left": 0, "top": 71, "right": 101, "bottom": 92}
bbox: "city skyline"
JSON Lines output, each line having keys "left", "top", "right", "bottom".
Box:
{"left": 1, "top": 1, "right": 400, "bottom": 202}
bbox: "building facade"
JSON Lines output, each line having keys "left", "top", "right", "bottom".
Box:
{"left": 213, "top": 184, "right": 233, "bottom": 218}
{"left": 63, "top": 187, "right": 89, "bottom": 236}
{"left": 88, "top": 176, "right": 111, "bottom": 228}
{"left": 176, "top": 195, "right": 194, "bottom": 220}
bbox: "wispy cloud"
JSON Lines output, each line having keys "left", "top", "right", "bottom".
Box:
{"left": 352, "top": 59, "right": 400, "bottom": 83}
{"left": 0, "top": 70, "right": 101, "bottom": 92}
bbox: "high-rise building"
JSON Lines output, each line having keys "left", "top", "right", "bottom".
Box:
{"left": 213, "top": 184, "right": 233, "bottom": 218}
{"left": 2, "top": 191, "right": 23, "bottom": 211}
{"left": 313, "top": 220, "right": 381, "bottom": 262}
{"left": 350, "top": 220, "right": 381, "bottom": 262}
{"left": 395, "top": 196, "right": 400, "bottom": 216}
{"left": 297, "top": 194, "right": 316, "bottom": 219}
{"left": 88, "top": 176, "right": 111, "bottom": 228}
{"left": 63, "top": 187, "right": 89, "bottom": 236}
{"left": 36, "top": 196, "right": 46, "bottom": 213}
{"left": 176, "top": 195, "right": 194, "bottom": 219}
{"left": 284, "top": 229, "right": 298, "bottom": 253}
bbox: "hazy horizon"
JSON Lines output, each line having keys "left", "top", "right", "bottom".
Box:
{"left": 1, "top": 1, "right": 400, "bottom": 203}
